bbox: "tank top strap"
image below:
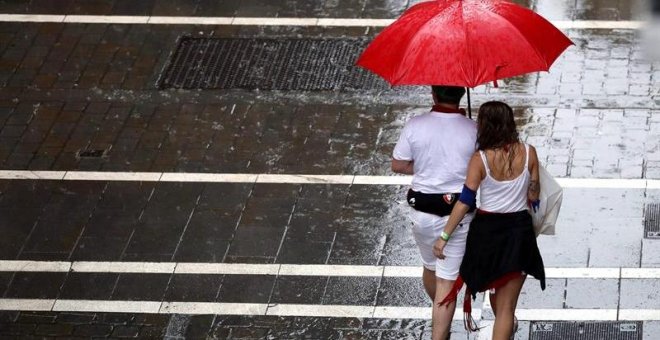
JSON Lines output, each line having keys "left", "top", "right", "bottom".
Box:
{"left": 524, "top": 143, "right": 530, "bottom": 169}
{"left": 479, "top": 150, "right": 490, "bottom": 174}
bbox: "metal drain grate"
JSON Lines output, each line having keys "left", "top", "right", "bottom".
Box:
{"left": 644, "top": 203, "right": 660, "bottom": 238}
{"left": 77, "top": 149, "right": 107, "bottom": 159}
{"left": 530, "top": 321, "right": 642, "bottom": 340}
{"left": 158, "top": 37, "right": 389, "bottom": 91}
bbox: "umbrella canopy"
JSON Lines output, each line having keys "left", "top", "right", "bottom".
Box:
{"left": 357, "top": 0, "right": 573, "bottom": 88}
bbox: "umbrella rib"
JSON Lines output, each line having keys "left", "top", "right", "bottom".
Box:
{"left": 459, "top": 2, "right": 475, "bottom": 88}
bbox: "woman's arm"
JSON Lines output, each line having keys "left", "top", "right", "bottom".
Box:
{"left": 527, "top": 145, "right": 540, "bottom": 202}
{"left": 433, "top": 153, "right": 485, "bottom": 259}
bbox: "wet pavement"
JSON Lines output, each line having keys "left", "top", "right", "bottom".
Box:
{"left": 0, "top": 0, "right": 646, "bottom": 20}
{"left": 0, "top": 0, "right": 659, "bottom": 339}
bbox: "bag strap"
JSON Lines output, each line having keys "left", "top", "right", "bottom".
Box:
{"left": 524, "top": 144, "right": 530, "bottom": 170}
{"left": 479, "top": 150, "right": 490, "bottom": 174}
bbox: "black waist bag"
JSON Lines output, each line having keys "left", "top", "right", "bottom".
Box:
{"left": 406, "top": 189, "right": 475, "bottom": 217}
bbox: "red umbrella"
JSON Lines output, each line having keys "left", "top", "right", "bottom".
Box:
{"left": 357, "top": 0, "right": 573, "bottom": 88}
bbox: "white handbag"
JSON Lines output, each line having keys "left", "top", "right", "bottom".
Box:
{"left": 530, "top": 165, "right": 563, "bottom": 236}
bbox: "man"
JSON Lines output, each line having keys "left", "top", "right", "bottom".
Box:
{"left": 392, "top": 85, "right": 477, "bottom": 340}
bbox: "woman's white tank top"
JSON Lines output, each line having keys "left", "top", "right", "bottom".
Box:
{"left": 478, "top": 144, "right": 530, "bottom": 213}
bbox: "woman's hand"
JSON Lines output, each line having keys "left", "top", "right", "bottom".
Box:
{"left": 433, "top": 238, "right": 447, "bottom": 259}
{"left": 528, "top": 198, "right": 540, "bottom": 213}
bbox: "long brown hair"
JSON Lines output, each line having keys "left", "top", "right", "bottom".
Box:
{"left": 477, "top": 101, "right": 520, "bottom": 176}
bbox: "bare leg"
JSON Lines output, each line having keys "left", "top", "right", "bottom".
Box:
{"left": 432, "top": 277, "right": 456, "bottom": 340}
{"left": 492, "top": 276, "right": 526, "bottom": 340}
{"left": 423, "top": 267, "right": 437, "bottom": 300}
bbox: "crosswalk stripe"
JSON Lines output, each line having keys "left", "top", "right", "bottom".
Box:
{"left": 516, "top": 309, "right": 618, "bottom": 321}
{"left": 52, "top": 300, "right": 162, "bottom": 313}
{"left": 0, "top": 14, "right": 644, "bottom": 30}
{"left": 0, "top": 299, "right": 55, "bottom": 311}
{"left": 0, "top": 299, "right": 657, "bottom": 321}
{"left": 174, "top": 263, "right": 280, "bottom": 275}
{"left": 160, "top": 302, "right": 267, "bottom": 315}
{"left": 0, "top": 170, "right": 656, "bottom": 189}
{"left": 0, "top": 260, "right": 656, "bottom": 279}
{"left": 267, "top": 304, "right": 375, "bottom": 318}
{"left": 71, "top": 262, "right": 176, "bottom": 273}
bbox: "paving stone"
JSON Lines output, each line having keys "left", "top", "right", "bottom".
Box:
{"left": 55, "top": 312, "right": 96, "bottom": 324}
{"left": 4, "top": 272, "right": 68, "bottom": 299}
{"left": 641, "top": 238, "right": 660, "bottom": 267}
{"left": 643, "top": 321, "right": 660, "bottom": 340}
{"left": 271, "top": 276, "right": 328, "bottom": 305}
{"left": 70, "top": 235, "right": 130, "bottom": 261}
{"left": 140, "top": 324, "right": 166, "bottom": 338}
{"left": 0, "top": 209, "right": 40, "bottom": 259}
{"left": 20, "top": 182, "right": 104, "bottom": 255}
{"left": 620, "top": 279, "right": 660, "bottom": 309}
{"left": 230, "top": 326, "right": 270, "bottom": 338}
{"left": 59, "top": 273, "right": 119, "bottom": 300}
{"left": 276, "top": 235, "right": 332, "bottom": 264}
{"left": 111, "top": 273, "right": 171, "bottom": 301}
{"left": 323, "top": 277, "right": 379, "bottom": 306}
{"left": 517, "top": 279, "right": 565, "bottom": 309}
{"left": 15, "top": 312, "right": 57, "bottom": 324}
{"left": 34, "top": 323, "right": 74, "bottom": 336}
{"left": 376, "top": 277, "right": 429, "bottom": 307}
{"left": 340, "top": 329, "right": 382, "bottom": 339}
{"left": 164, "top": 274, "right": 223, "bottom": 302}
{"left": 0, "top": 312, "right": 19, "bottom": 323}
{"left": 100, "top": 312, "right": 145, "bottom": 326}
{"left": 379, "top": 220, "right": 420, "bottom": 267}
{"left": 83, "top": 211, "right": 138, "bottom": 239}
{"left": 72, "top": 324, "right": 113, "bottom": 337}
{"left": 565, "top": 278, "right": 619, "bottom": 309}
{"left": 182, "top": 209, "right": 240, "bottom": 241}
{"left": 112, "top": 325, "right": 140, "bottom": 338}
{"left": 226, "top": 226, "right": 285, "bottom": 258}
{"left": 173, "top": 237, "right": 231, "bottom": 263}
{"left": 0, "top": 274, "right": 12, "bottom": 296}
{"left": 182, "top": 315, "right": 214, "bottom": 339}
{"left": 0, "top": 322, "right": 37, "bottom": 336}
{"left": 217, "top": 275, "right": 276, "bottom": 304}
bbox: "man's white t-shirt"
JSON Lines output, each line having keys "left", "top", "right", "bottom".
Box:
{"left": 393, "top": 110, "right": 478, "bottom": 194}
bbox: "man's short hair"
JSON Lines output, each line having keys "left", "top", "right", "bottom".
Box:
{"left": 432, "top": 85, "right": 466, "bottom": 104}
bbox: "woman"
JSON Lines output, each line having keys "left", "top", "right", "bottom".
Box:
{"left": 432, "top": 101, "right": 545, "bottom": 340}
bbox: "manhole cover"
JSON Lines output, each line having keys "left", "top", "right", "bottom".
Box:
{"left": 158, "top": 37, "right": 389, "bottom": 91}
{"left": 529, "top": 321, "right": 642, "bottom": 340}
{"left": 644, "top": 203, "right": 660, "bottom": 239}
{"left": 77, "top": 149, "right": 107, "bottom": 159}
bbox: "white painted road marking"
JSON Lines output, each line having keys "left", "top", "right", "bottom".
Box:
{"left": 0, "top": 14, "right": 645, "bottom": 30}
{"left": 52, "top": 300, "right": 163, "bottom": 313}
{"left": 1, "top": 299, "right": 659, "bottom": 321}
{"left": 0, "top": 170, "right": 657, "bottom": 190}
{"left": 161, "top": 302, "right": 268, "bottom": 315}
{"left": 0, "top": 260, "right": 657, "bottom": 279}
{"left": 71, "top": 261, "right": 176, "bottom": 274}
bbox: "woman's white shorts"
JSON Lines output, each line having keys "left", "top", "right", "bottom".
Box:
{"left": 409, "top": 209, "right": 473, "bottom": 280}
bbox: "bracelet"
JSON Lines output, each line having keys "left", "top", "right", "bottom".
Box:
{"left": 440, "top": 231, "right": 451, "bottom": 241}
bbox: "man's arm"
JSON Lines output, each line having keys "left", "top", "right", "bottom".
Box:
{"left": 392, "top": 159, "right": 414, "bottom": 175}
